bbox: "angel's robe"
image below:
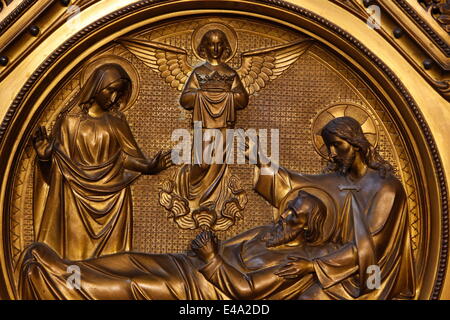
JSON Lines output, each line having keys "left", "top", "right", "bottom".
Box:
{"left": 254, "top": 165, "right": 416, "bottom": 300}
{"left": 182, "top": 62, "right": 246, "bottom": 129}
{"left": 34, "top": 112, "right": 146, "bottom": 261}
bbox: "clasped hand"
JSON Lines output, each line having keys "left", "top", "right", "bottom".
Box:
{"left": 191, "top": 231, "right": 219, "bottom": 263}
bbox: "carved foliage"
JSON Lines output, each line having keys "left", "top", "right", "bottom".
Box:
{"left": 418, "top": 0, "right": 450, "bottom": 32}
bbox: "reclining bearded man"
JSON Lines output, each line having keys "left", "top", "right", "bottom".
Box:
{"left": 17, "top": 190, "right": 334, "bottom": 300}
{"left": 191, "top": 190, "right": 340, "bottom": 300}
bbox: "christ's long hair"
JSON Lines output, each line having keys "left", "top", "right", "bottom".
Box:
{"left": 321, "top": 117, "right": 393, "bottom": 178}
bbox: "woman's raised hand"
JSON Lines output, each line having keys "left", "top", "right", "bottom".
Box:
{"left": 32, "top": 126, "right": 53, "bottom": 161}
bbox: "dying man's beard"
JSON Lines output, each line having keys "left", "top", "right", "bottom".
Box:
{"left": 265, "top": 220, "right": 302, "bottom": 248}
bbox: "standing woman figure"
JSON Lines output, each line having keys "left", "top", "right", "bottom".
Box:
{"left": 32, "top": 63, "right": 171, "bottom": 260}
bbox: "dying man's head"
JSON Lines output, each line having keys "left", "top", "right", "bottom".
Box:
{"left": 266, "top": 191, "right": 327, "bottom": 248}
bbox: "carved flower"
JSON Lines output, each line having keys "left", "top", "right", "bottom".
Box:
{"left": 159, "top": 191, "right": 173, "bottom": 210}
{"left": 160, "top": 179, "right": 174, "bottom": 193}
{"left": 192, "top": 205, "right": 217, "bottom": 229}
{"left": 171, "top": 196, "right": 190, "bottom": 218}
{"left": 228, "top": 175, "right": 244, "bottom": 194}
{"left": 221, "top": 198, "right": 244, "bottom": 220}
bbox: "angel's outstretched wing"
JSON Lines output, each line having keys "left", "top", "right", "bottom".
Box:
{"left": 237, "top": 39, "right": 314, "bottom": 95}
{"left": 118, "top": 38, "right": 193, "bottom": 91}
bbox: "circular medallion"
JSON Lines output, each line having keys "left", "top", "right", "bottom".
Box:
{"left": 311, "top": 103, "right": 380, "bottom": 159}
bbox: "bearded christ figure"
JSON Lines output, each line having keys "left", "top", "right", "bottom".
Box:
{"left": 254, "top": 116, "right": 415, "bottom": 299}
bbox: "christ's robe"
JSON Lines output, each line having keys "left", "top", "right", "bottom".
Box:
{"left": 253, "top": 165, "right": 416, "bottom": 300}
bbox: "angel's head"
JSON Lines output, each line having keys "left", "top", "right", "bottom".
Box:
{"left": 197, "top": 29, "right": 232, "bottom": 63}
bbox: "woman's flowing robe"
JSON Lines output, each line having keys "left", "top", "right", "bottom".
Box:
{"left": 34, "top": 113, "right": 146, "bottom": 260}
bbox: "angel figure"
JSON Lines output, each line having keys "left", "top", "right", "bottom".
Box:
{"left": 119, "top": 24, "right": 313, "bottom": 231}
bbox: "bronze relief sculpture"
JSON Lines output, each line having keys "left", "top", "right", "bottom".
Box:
{"left": 17, "top": 21, "right": 415, "bottom": 300}
{"left": 2, "top": 2, "right": 446, "bottom": 300}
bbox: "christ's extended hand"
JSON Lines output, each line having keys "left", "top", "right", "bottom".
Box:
{"left": 274, "top": 256, "right": 314, "bottom": 279}
{"left": 236, "top": 130, "right": 272, "bottom": 167}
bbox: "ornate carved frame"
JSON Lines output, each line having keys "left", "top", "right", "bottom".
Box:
{"left": 0, "top": 0, "right": 447, "bottom": 300}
